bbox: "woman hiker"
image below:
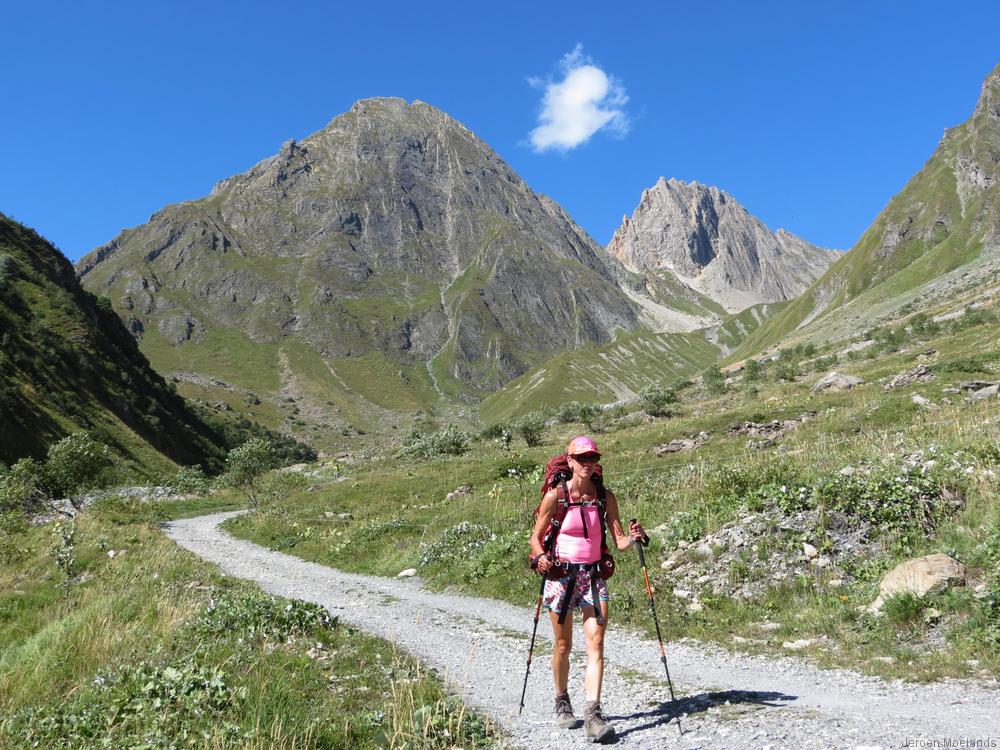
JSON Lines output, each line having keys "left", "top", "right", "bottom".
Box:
{"left": 529, "top": 436, "right": 646, "bottom": 743}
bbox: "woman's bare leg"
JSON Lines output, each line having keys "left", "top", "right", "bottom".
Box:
{"left": 581, "top": 601, "right": 609, "bottom": 701}
{"left": 550, "top": 610, "right": 573, "bottom": 693}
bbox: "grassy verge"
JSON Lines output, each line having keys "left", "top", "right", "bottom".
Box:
{"left": 222, "top": 311, "right": 1000, "bottom": 683}
{"left": 0, "top": 496, "right": 502, "bottom": 748}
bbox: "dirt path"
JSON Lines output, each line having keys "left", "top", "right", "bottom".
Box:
{"left": 163, "top": 512, "right": 999, "bottom": 749}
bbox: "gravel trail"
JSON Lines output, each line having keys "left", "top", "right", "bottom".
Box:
{"left": 164, "top": 512, "right": 999, "bottom": 749}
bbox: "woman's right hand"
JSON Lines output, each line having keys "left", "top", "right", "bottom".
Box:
{"left": 535, "top": 553, "right": 553, "bottom": 575}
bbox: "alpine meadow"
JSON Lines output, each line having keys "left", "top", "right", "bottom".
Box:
{"left": 2, "top": 25, "right": 1000, "bottom": 750}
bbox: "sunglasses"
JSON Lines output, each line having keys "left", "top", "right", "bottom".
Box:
{"left": 572, "top": 453, "right": 600, "bottom": 464}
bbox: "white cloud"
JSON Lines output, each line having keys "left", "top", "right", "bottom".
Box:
{"left": 529, "top": 45, "right": 629, "bottom": 153}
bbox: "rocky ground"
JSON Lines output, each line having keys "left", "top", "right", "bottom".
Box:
{"left": 164, "top": 512, "right": 999, "bottom": 749}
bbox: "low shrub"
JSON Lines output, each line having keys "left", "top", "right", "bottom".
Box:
{"left": 171, "top": 465, "right": 210, "bottom": 495}
{"left": 514, "top": 412, "right": 546, "bottom": 447}
{"left": 639, "top": 383, "right": 678, "bottom": 417}
{"left": 6, "top": 657, "right": 245, "bottom": 749}
{"left": 419, "top": 523, "right": 494, "bottom": 567}
{"left": 398, "top": 425, "right": 471, "bottom": 458}
{"left": 192, "top": 591, "right": 335, "bottom": 640}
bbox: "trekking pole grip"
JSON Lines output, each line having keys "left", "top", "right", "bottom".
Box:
{"left": 629, "top": 518, "right": 648, "bottom": 566}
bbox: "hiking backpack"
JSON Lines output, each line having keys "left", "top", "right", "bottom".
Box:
{"left": 529, "top": 453, "right": 616, "bottom": 580}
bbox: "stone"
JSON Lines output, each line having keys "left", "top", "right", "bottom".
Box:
{"left": 337, "top": 513, "right": 354, "bottom": 521}
{"left": 782, "top": 638, "right": 817, "bottom": 650}
{"left": 323, "top": 511, "right": 336, "bottom": 518}
{"left": 959, "top": 380, "right": 998, "bottom": 392}
{"left": 967, "top": 384, "right": 999, "bottom": 402}
{"left": 690, "top": 544, "right": 714, "bottom": 561}
{"left": 828, "top": 578, "right": 844, "bottom": 588}
{"left": 868, "top": 554, "right": 966, "bottom": 613}
{"left": 802, "top": 542, "right": 818, "bottom": 559}
{"left": 397, "top": 568, "right": 417, "bottom": 578}
{"left": 812, "top": 372, "right": 865, "bottom": 393}
{"left": 686, "top": 600, "right": 704, "bottom": 613}
{"left": 672, "top": 588, "right": 693, "bottom": 600}
{"left": 873, "top": 656, "right": 897, "bottom": 665}
{"left": 883, "top": 364, "right": 934, "bottom": 390}
{"left": 911, "top": 393, "right": 939, "bottom": 410}
{"left": 812, "top": 556, "right": 832, "bottom": 568}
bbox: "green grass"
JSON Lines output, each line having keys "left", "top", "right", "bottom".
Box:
{"left": 480, "top": 327, "right": 720, "bottom": 422}
{"left": 223, "top": 312, "right": 1000, "bottom": 683}
{"left": 0, "top": 500, "right": 501, "bottom": 749}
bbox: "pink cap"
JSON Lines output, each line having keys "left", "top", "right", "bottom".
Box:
{"left": 567, "top": 436, "right": 601, "bottom": 457}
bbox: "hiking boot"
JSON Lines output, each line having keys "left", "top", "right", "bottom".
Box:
{"left": 584, "top": 700, "right": 615, "bottom": 743}
{"left": 553, "top": 692, "right": 578, "bottom": 729}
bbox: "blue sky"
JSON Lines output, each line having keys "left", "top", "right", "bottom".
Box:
{"left": 1, "top": 1, "right": 998, "bottom": 261}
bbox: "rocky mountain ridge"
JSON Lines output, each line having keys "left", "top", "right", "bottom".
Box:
{"left": 608, "top": 178, "right": 839, "bottom": 312}
{"left": 77, "top": 99, "right": 645, "bottom": 406}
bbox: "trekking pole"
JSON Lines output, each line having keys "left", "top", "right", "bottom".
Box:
{"left": 518, "top": 574, "right": 547, "bottom": 715}
{"left": 630, "top": 518, "right": 683, "bottom": 734}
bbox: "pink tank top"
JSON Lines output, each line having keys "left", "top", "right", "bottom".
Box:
{"left": 554, "top": 500, "right": 603, "bottom": 564}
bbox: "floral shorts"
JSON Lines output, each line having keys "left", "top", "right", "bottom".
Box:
{"left": 543, "top": 567, "right": 609, "bottom": 615}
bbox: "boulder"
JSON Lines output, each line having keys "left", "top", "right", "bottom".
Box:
{"left": 959, "top": 380, "right": 997, "bottom": 392}
{"left": 812, "top": 372, "right": 865, "bottom": 393}
{"left": 651, "top": 432, "right": 710, "bottom": 456}
{"left": 868, "top": 554, "right": 965, "bottom": 613}
{"left": 911, "top": 393, "right": 940, "bottom": 411}
{"left": 883, "top": 364, "right": 934, "bottom": 391}
{"left": 967, "top": 384, "right": 999, "bottom": 402}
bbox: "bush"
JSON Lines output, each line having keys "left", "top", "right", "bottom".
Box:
{"left": 702, "top": 366, "right": 726, "bottom": 395}
{"left": 398, "top": 425, "right": 471, "bottom": 459}
{"left": 772, "top": 360, "right": 799, "bottom": 382}
{"left": 0, "top": 457, "right": 45, "bottom": 513}
{"left": 44, "top": 432, "right": 110, "bottom": 502}
{"left": 742, "top": 359, "right": 763, "bottom": 382}
{"left": 224, "top": 438, "right": 276, "bottom": 507}
{"left": 192, "top": 591, "right": 335, "bottom": 640}
{"left": 514, "top": 412, "right": 546, "bottom": 447}
{"left": 812, "top": 461, "right": 960, "bottom": 536}
{"left": 640, "top": 383, "right": 678, "bottom": 417}
{"left": 419, "top": 523, "right": 494, "bottom": 567}
{"left": 171, "top": 465, "right": 210, "bottom": 495}
{"left": 556, "top": 401, "right": 602, "bottom": 425}
{"left": 479, "top": 422, "right": 509, "bottom": 440}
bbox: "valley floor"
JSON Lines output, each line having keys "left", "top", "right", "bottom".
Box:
{"left": 166, "top": 512, "right": 1000, "bottom": 750}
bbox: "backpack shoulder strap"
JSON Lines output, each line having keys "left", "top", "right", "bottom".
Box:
{"left": 543, "top": 481, "right": 572, "bottom": 555}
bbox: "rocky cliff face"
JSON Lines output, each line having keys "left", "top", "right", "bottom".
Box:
{"left": 607, "top": 178, "right": 838, "bottom": 312}
{"left": 78, "top": 99, "right": 641, "bottom": 405}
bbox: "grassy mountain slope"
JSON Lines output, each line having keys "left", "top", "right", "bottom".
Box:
{"left": 0, "top": 214, "right": 227, "bottom": 473}
{"left": 479, "top": 300, "right": 783, "bottom": 422}
{"left": 729, "top": 63, "right": 1000, "bottom": 362}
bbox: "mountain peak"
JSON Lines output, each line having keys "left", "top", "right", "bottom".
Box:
{"left": 608, "top": 179, "right": 836, "bottom": 312}
{"left": 973, "top": 63, "right": 1000, "bottom": 120}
